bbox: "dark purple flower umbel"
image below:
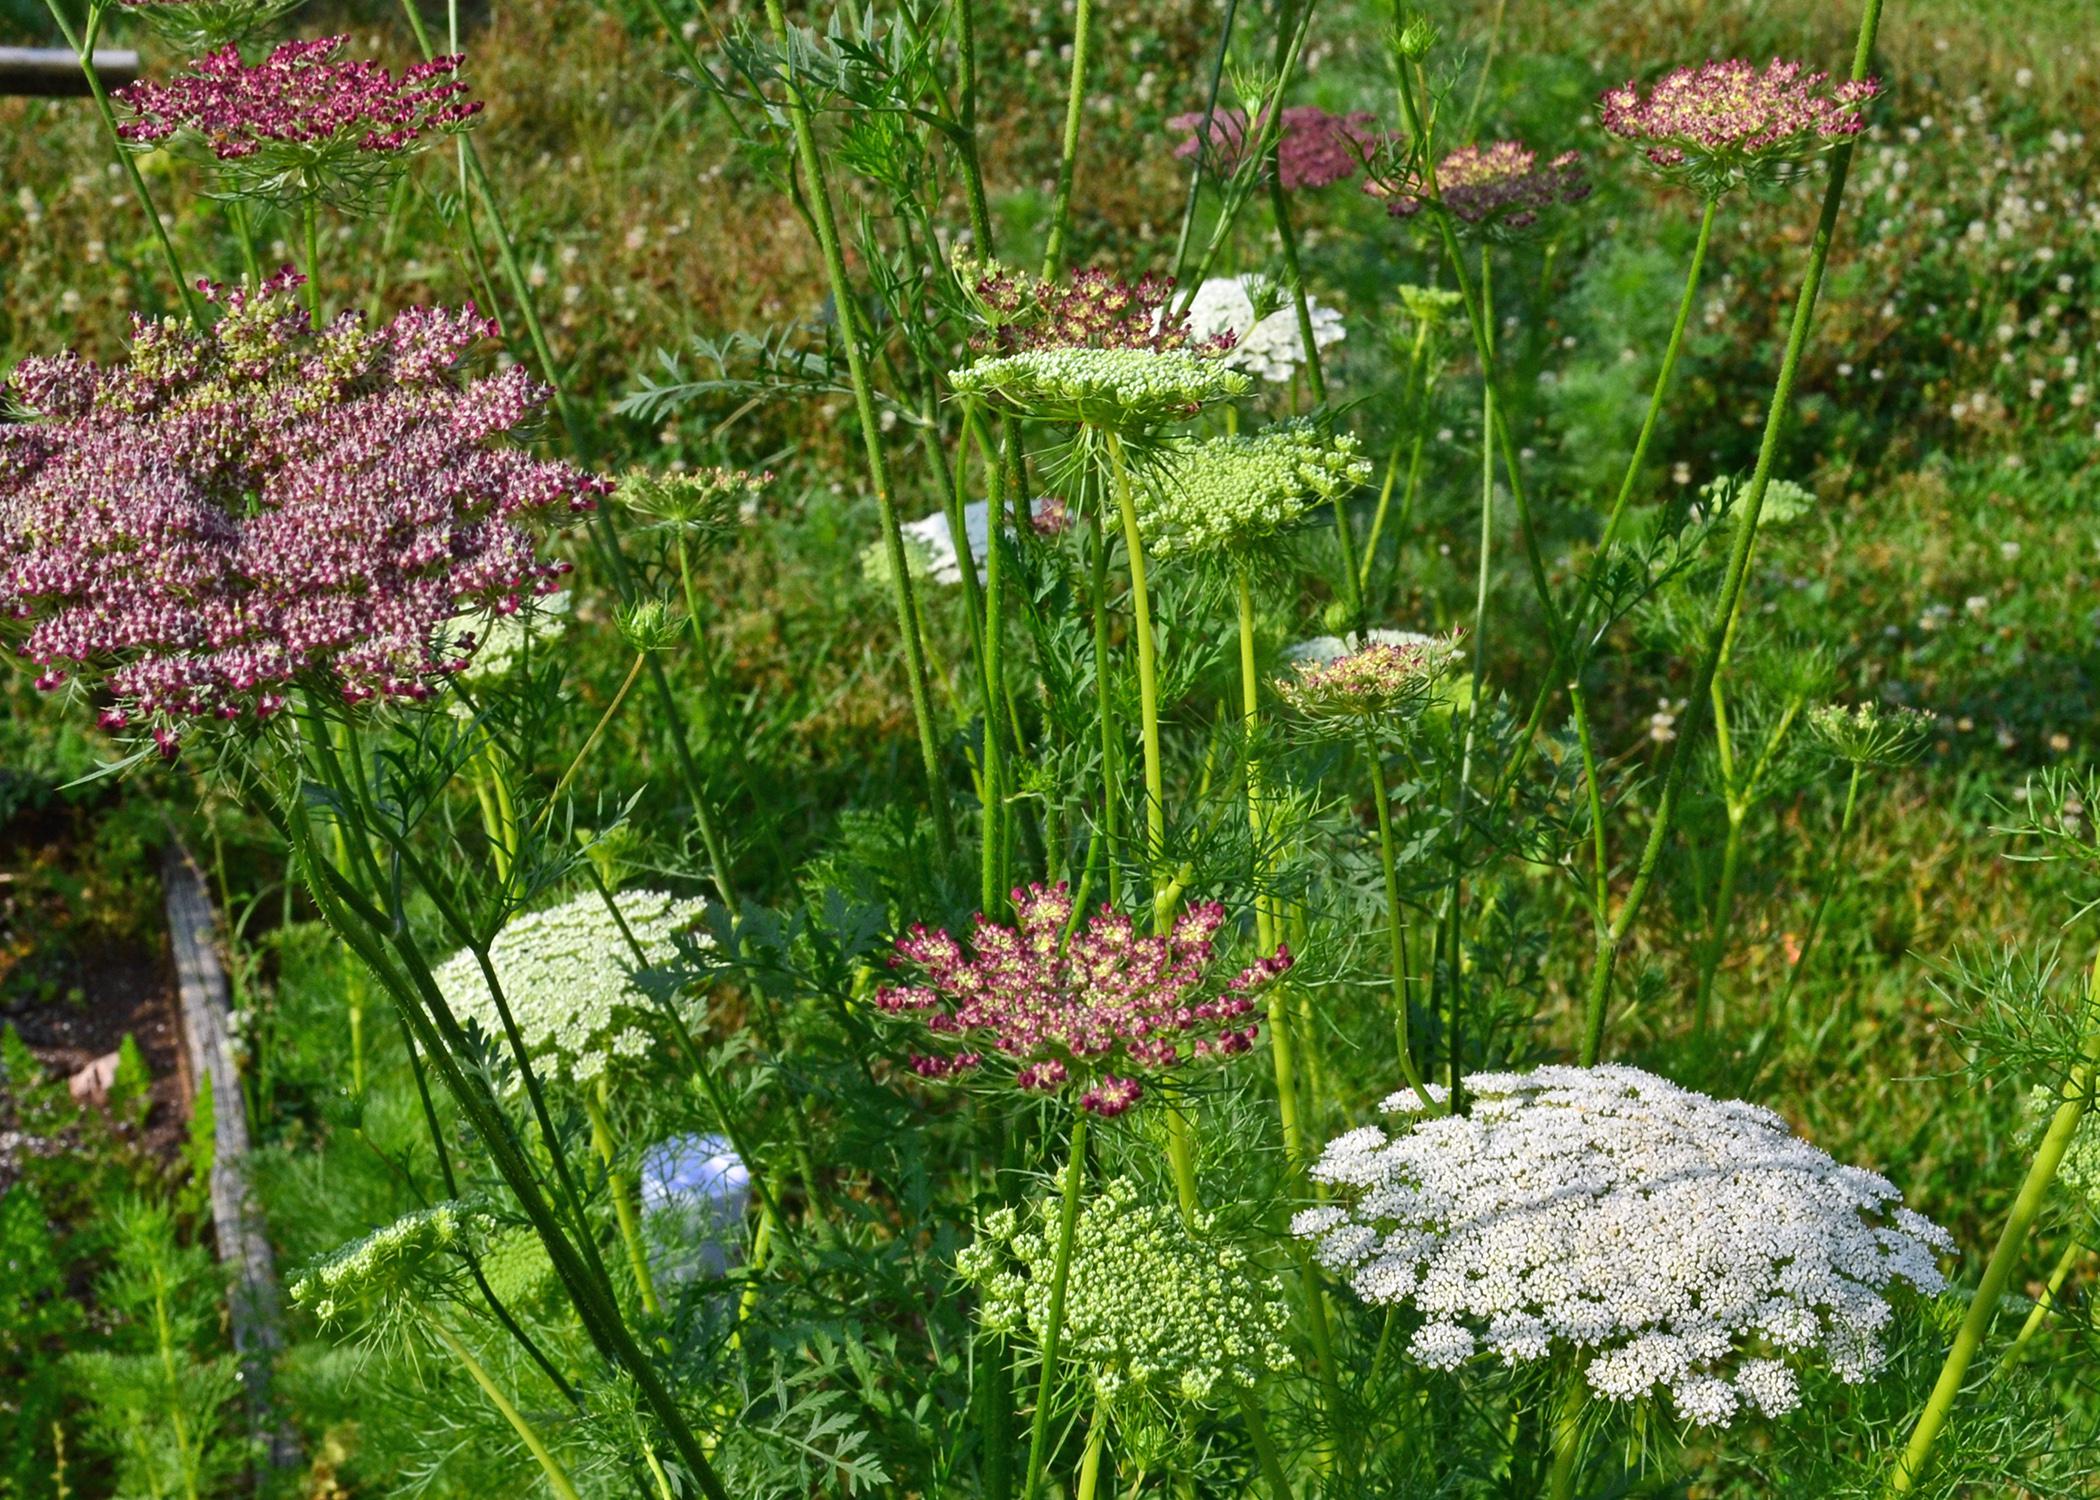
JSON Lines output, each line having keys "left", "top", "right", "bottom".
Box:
{"left": 1601, "top": 59, "right": 1881, "bottom": 195}
{"left": 1170, "top": 105, "right": 1380, "bottom": 191}
{"left": 116, "top": 37, "right": 480, "bottom": 203}
{"left": 876, "top": 883, "right": 1289, "bottom": 1117}
{"left": 1371, "top": 140, "right": 1589, "bottom": 236}
{"left": 0, "top": 270, "right": 600, "bottom": 752}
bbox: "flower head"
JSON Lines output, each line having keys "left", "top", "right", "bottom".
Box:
{"left": 1600, "top": 59, "right": 1881, "bottom": 196}
{"left": 860, "top": 497, "right": 1067, "bottom": 588}
{"left": 1184, "top": 274, "right": 1346, "bottom": 384}
{"left": 1, "top": 271, "right": 596, "bottom": 747}
{"left": 1806, "top": 701, "right": 1933, "bottom": 768}
{"left": 1136, "top": 423, "right": 1370, "bottom": 557}
{"left": 1169, "top": 106, "right": 1380, "bottom": 192}
{"left": 115, "top": 37, "right": 481, "bottom": 206}
{"left": 960, "top": 1175, "right": 1293, "bottom": 1403}
{"left": 1296, "top": 1064, "right": 1953, "bottom": 1426}
{"left": 1371, "top": 141, "right": 1589, "bottom": 237}
{"left": 949, "top": 348, "right": 1247, "bottom": 431}
{"left": 1284, "top": 628, "right": 1446, "bottom": 665}
{"left": 447, "top": 589, "right": 570, "bottom": 691}
{"left": 876, "top": 883, "right": 1287, "bottom": 1117}
{"left": 432, "top": 888, "right": 709, "bottom": 1086}
{"left": 1277, "top": 634, "right": 1462, "bottom": 725}
{"left": 290, "top": 1201, "right": 492, "bottom": 1327}
{"left": 617, "top": 465, "right": 770, "bottom": 545}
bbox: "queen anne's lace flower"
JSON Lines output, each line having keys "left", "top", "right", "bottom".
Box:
{"left": 1276, "top": 635, "right": 1461, "bottom": 724}
{"left": 116, "top": 37, "right": 481, "bottom": 205}
{"left": 1, "top": 272, "right": 595, "bottom": 750}
{"left": 1600, "top": 59, "right": 1881, "bottom": 196}
{"left": 861, "top": 497, "right": 1066, "bottom": 588}
{"left": 449, "top": 589, "right": 570, "bottom": 687}
{"left": 960, "top": 1175, "right": 1293, "bottom": 1403}
{"left": 1284, "top": 629, "right": 1445, "bottom": 665}
{"left": 1372, "top": 141, "right": 1589, "bottom": 236}
{"left": 1805, "top": 701, "right": 1933, "bottom": 768}
{"left": 432, "top": 889, "right": 708, "bottom": 1085}
{"left": 1296, "top": 1065, "right": 1953, "bottom": 1426}
{"left": 876, "top": 883, "right": 1287, "bottom": 1117}
{"left": 1136, "top": 424, "right": 1369, "bottom": 557}
{"left": 291, "top": 1201, "right": 493, "bottom": 1326}
{"left": 1184, "top": 275, "right": 1346, "bottom": 383}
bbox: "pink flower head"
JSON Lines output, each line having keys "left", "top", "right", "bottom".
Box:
{"left": 1277, "top": 633, "right": 1462, "bottom": 726}
{"left": 0, "top": 270, "right": 602, "bottom": 748}
{"left": 1170, "top": 105, "right": 1382, "bottom": 191}
{"left": 1369, "top": 140, "right": 1589, "bottom": 236}
{"left": 876, "top": 883, "right": 1289, "bottom": 1117}
{"left": 1600, "top": 58, "right": 1881, "bottom": 195}
{"left": 958, "top": 260, "right": 1231, "bottom": 359}
{"left": 116, "top": 37, "right": 482, "bottom": 205}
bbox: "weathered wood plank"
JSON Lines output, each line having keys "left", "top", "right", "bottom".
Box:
{"left": 164, "top": 843, "right": 301, "bottom": 1472}
{"left": 0, "top": 47, "right": 140, "bottom": 98}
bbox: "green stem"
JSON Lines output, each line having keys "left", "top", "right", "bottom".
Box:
{"left": 969, "top": 403, "right": 1012, "bottom": 916}
{"left": 1360, "top": 322, "right": 1432, "bottom": 592}
{"left": 303, "top": 192, "right": 323, "bottom": 328}
{"left": 532, "top": 651, "right": 646, "bottom": 836}
{"left": 1890, "top": 956, "right": 2100, "bottom": 1492}
{"left": 1235, "top": 1389, "right": 1296, "bottom": 1500}
{"left": 1039, "top": 0, "right": 1095, "bottom": 278}
{"left": 2000, "top": 1235, "right": 2085, "bottom": 1370}
{"left": 1368, "top": 751, "right": 1434, "bottom": 1107}
{"left": 672, "top": 537, "right": 742, "bottom": 908}
{"left": 585, "top": 1078, "right": 663, "bottom": 1319}
{"left": 1105, "top": 433, "right": 1168, "bottom": 928}
{"left": 1774, "top": 761, "right": 1865, "bottom": 1041}
{"left": 1546, "top": 1371, "right": 1585, "bottom": 1500}
{"left": 1693, "top": 810, "right": 1746, "bottom": 1041}
{"left": 1574, "top": 0, "right": 1882, "bottom": 1066}
{"left": 1089, "top": 508, "right": 1122, "bottom": 907}
{"left": 427, "top": 1318, "right": 584, "bottom": 1500}
{"left": 1074, "top": 1387, "right": 1111, "bottom": 1500}
{"left": 954, "top": 0, "right": 995, "bottom": 252}
{"left": 1021, "top": 1114, "right": 1089, "bottom": 1500}
{"left": 1167, "top": 0, "right": 1240, "bottom": 280}
{"left": 46, "top": 0, "right": 203, "bottom": 328}
{"left": 761, "top": 0, "right": 953, "bottom": 858}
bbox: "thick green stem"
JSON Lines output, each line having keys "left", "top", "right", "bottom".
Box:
{"left": 1890, "top": 958, "right": 2100, "bottom": 1492}
{"left": 1693, "top": 810, "right": 1746, "bottom": 1040}
{"left": 672, "top": 538, "right": 742, "bottom": 908}
{"left": 303, "top": 193, "right": 323, "bottom": 329}
{"left": 427, "top": 1318, "right": 584, "bottom": 1500}
{"left": 1022, "top": 1114, "right": 1089, "bottom": 1500}
{"left": 1546, "top": 1371, "right": 1585, "bottom": 1500}
{"left": 585, "top": 1079, "right": 663, "bottom": 1318}
{"left": 757, "top": 0, "right": 954, "bottom": 856}
{"left": 1575, "top": 0, "right": 1882, "bottom": 1066}
{"left": 954, "top": 0, "right": 995, "bottom": 251}
{"left": 1235, "top": 1389, "right": 1296, "bottom": 1500}
{"left": 1074, "top": 1388, "right": 1111, "bottom": 1500}
{"left": 45, "top": 0, "right": 203, "bottom": 328}
{"left": 1106, "top": 433, "right": 1169, "bottom": 927}
{"left": 1089, "top": 508, "right": 1122, "bottom": 907}
{"left": 1237, "top": 570, "right": 1276, "bottom": 956}
{"left": 1039, "top": 0, "right": 1094, "bottom": 277}
{"left": 969, "top": 403, "right": 1012, "bottom": 916}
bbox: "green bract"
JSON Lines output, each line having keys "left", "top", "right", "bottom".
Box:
{"left": 959, "top": 1176, "right": 1292, "bottom": 1404}
{"left": 1136, "top": 424, "right": 1372, "bottom": 557}
{"left": 947, "top": 348, "right": 1247, "bottom": 431}
{"left": 1806, "top": 701, "right": 1933, "bottom": 768}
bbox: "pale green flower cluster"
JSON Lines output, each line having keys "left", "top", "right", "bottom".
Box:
{"left": 948, "top": 348, "right": 1248, "bottom": 430}
{"left": 2024, "top": 1085, "right": 2100, "bottom": 1207}
{"left": 291, "top": 1201, "right": 493, "bottom": 1327}
{"left": 959, "top": 1175, "right": 1292, "bottom": 1403}
{"left": 1136, "top": 424, "right": 1372, "bottom": 557}
{"left": 1806, "top": 701, "right": 1933, "bottom": 768}
{"left": 433, "top": 888, "right": 709, "bottom": 1084}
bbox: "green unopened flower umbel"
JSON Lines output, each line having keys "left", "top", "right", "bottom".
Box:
{"left": 291, "top": 1201, "right": 493, "bottom": 1327}
{"left": 959, "top": 1175, "right": 1292, "bottom": 1403}
{"left": 618, "top": 465, "right": 769, "bottom": 544}
{"left": 616, "top": 595, "right": 685, "bottom": 654}
{"left": 1806, "top": 701, "right": 1932, "bottom": 768}
{"left": 1136, "top": 423, "right": 1371, "bottom": 557}
{"left": 949, "top": 347, "right": 1247, "bottom": 431}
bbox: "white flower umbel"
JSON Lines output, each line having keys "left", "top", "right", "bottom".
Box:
{"left": 433, "top": 888, "right": 709, "bottom": 1085}
{"left": 1185, "top": 274, "right": 1345, "bottom": 383}
{"left": 1295, "top": 1064, "right": 1954, "bottom": 1427}
{"left": 960, "top": 1175, "right": 1293, "bottom": 1405}
{"left": 864, "top": 498, "right": 1067, "bottom": 588}
{"left": 448, "top": 589, "right": 572, "bottom": 685}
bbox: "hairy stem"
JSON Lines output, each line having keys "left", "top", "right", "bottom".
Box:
{"left": 427, "top": 1318, "right": 584, "bottom": 1500}
{"left": 1022, "top": 1114, "right": 1089, "bottom": 1500}
{"left": 1039, "top": 0, "right": 1094, "bottom": 278}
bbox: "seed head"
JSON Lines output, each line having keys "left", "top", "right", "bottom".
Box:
{"left": 1370, "top": 140, "right": 1589, "bottom": 237}
{"left": 1601, "top": 59, "right": 1881, "bottom": 197}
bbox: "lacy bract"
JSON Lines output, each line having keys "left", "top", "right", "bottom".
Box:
{"left": 960, "top": 1175, "right": 1292, "bottom": 1403}
{"left": 432, "top": 888, "right": 708, "bottom": 1085}
{"left": 1294, "top": 1065, "right": 1952, "bottom": 1427}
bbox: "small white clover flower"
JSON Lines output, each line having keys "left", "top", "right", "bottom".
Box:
{"left": 1184, "top": 274, "right": 1345, "bottom": 383}
{"left": 433, "top": 888, "right": 709, "bottom": 1085}
{"left": 961, "top": 1176, "right": 1292, "bottom": 1405}
{"left": 1136, "top": 423, "right": 1370, "bottom": 557}
{"left": 1297, "top": 1064, "right": 1954, "bottom": 1428}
